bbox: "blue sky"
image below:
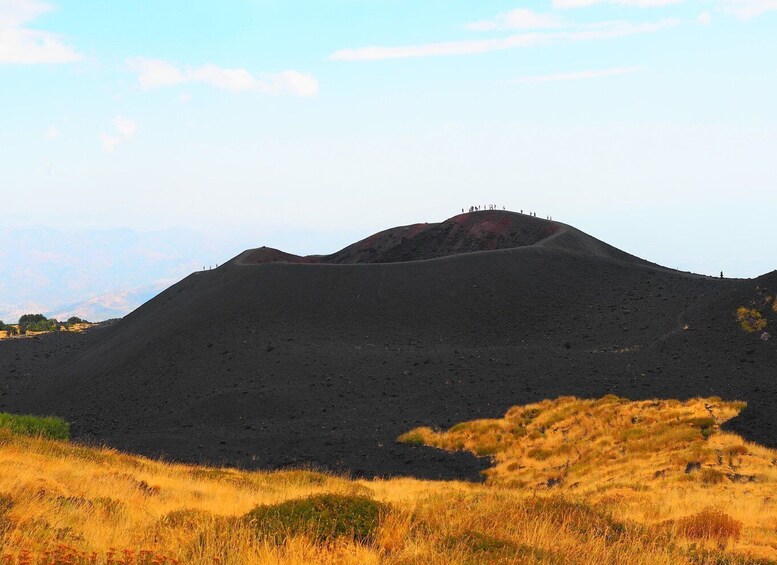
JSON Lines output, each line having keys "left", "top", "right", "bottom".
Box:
{"left": 2, "top": 0, "right": 776, "bottom": 278}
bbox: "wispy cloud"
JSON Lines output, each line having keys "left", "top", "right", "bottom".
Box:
{"left": 507, "top": 67, "right": 640, "bottom": 84}
{"left": 329, "top": 20, "right": 679, "bottom": 61}
{"left": 720, "top": 0, "right": 777, "bottom": 18}
{"left": 127, "top": 58, "right": 319, "bottom": 97}
{"left": 0, "top": 0, "right": 81, "bottom": 64}
{"left": 466, "top": 9, "right": 565, "bottom": 31}
{"left": 100, "top": 116, "right": 136, "bottom": 153}
{"left": 553, "top": 0, "right": 684, "bottom": 7}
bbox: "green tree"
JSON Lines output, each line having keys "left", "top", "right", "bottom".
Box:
{"left": 18, "top": 314, "right": 58, "bottom": 333}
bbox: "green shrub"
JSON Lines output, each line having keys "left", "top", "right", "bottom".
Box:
{"left": 0, "top": 413, "right": 70, "bottom": 440}
{"left": 244, "top": 494, "right": 387, "bottom": 544}
{"left": 445, "top": 531, "right": 560, "bottom": 562}
{"left": 18, "top": 314, "right": 59, "bottom": 333}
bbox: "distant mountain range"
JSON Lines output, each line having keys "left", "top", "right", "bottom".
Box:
{"left": 0, "top": 227, "right": 256, "bottom": 322}
{"left": 0, "top": 225, "right": 368, "bottom": 323}
{"left": 45, "top": 282, "right": 172, "bottom": 323}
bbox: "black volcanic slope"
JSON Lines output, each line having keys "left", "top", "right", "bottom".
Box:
{"left": 2, "top": 211, "right": 776, "bottom": 480}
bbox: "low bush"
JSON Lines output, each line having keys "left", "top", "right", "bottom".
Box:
{"left": 687, "top": 417, "right": 716, "bottom": 440}
{"left": 674, "top": 508, "right": 742, "bottom": 543}
{"left": 524, "top": 497, "right": 628, "bottom": 543}
{"left": 0, "top": 413, "right": 70, "bottom": 440}
{"left": 444, "top": 530, "right": 559, "bottom": 561}
{"left": 736, "top": 307, "right": 767, "bottom": 333}
{"left": 244, "top": 494, "right": 387, "bottom": 544}
{"left": 700, "top": 468, "right": 726, "bottom": 485}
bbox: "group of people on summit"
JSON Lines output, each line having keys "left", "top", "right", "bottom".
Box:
{"left": 465, "top": 204, "right": 504, "bottom": 212}
{"left": 461, "top": 206, "right": 552, "bottom": 221}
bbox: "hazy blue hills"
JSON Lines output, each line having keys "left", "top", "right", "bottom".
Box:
{"left": 0, "top": 225, "right": 369, "bottom": 322}
{"left": 0, "top": 227, "right": 246, "bottom": 322}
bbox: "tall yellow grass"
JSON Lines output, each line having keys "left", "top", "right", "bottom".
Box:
{"left": 0, "top": 396, "right": 775, "bottom": 563}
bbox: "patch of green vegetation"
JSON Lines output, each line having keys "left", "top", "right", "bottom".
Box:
{"left": 18, "top": 314, "right": 59, "bottom": 334}
{"left": 528, "top": 448, "right": 553, "bottom": 461}
{"left": 0, "top": 413, "right": 69, "bottom": 440}
{"left": 474, "top": 444, "right": 499, "bottom": 456}
{"left": 397, "top": 430, "right": 426, "bottom": 446}
{"left": 686, "top": 417, "right": 716, "bottom": 440}
{"left": 445, "top": 531, "right": 562, "bottom": 564}
{"left": 244, "top": 494, "right": 387, "bottom": 544}
{"left": 159, "top": 508, "right": 214, "bottom": 529}
{"left": 275, "top": 469, "right": 328, "bottom": 486}
{"left": 525, "top": 497, "right": 629, "bottom": 543}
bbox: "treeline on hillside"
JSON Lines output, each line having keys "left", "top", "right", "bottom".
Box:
{"left": 0, "top": 315, "right": 91, "bottom": 335}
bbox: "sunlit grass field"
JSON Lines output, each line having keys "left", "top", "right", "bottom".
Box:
{"left": 1, "top": 396, "right": 776, "bottom": 564}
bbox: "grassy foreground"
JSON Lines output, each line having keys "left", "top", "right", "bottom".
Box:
{"left": 0, "top": 397, "right": 776, "bottom": 564}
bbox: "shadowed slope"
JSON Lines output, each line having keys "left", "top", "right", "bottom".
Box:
{"left": 3, "top": 213, "right": 776, "bottom": 480}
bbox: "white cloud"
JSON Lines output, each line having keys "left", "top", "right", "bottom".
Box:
{"left": 45, "top": 125, "right": 60, "bottom": 140}
{"left": 0, "top": 0, "right": 49, "bottom": 27}
{"left": 330, "top": 20, "right": 679, "bottom": 61}
{"left": 128, "top": 57, "right": 184, "bottom": 89}
{"left": 721, "top": 0, "right": 777, "bottom": 18}
{"left": 112, "top": 115, "right": 136, "bottom": 138}
{"left": 179, "top": 92, "right": 192, "bottom": 103}
{"left": 507, "top": 67, "right": 640, "bottom": 84}
{"left": 100, "top": 116, "right": 136, "bottom": 153}
{"left": 466, "top": 9, "right": 565, "bottom": 31}
{"left": 553, "top": 0, "right": 775, "bottom": 14}
{"left": 127, "top": 57, "right": 319, "bottom": 97}
{"left": 0, "top": 0, "right": 81, "bottom": 64}
{"left": 554, "top": 0, "right": 684, "bottom": 7}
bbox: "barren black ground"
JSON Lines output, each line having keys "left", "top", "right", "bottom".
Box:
{"left": 1, "top": 211, "right": 775, "bottom": 480}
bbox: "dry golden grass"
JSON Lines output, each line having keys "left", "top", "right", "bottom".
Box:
{"left": 400, "top": 395, "right": 777, "bottom": 562}
{"left": 737, "top": 307, "right": 768, "bottom": 333}
{"left": 0, "top": 396, "right": 775, "bottom": 563}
